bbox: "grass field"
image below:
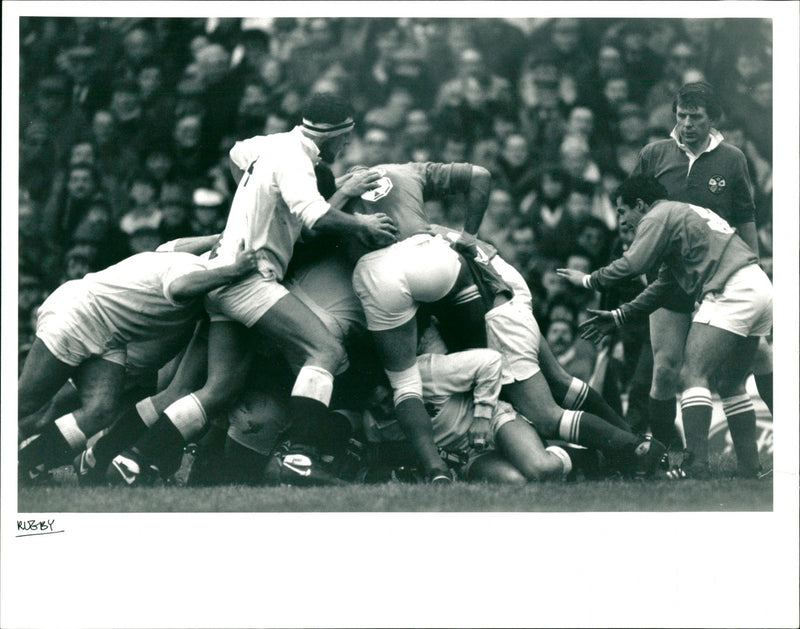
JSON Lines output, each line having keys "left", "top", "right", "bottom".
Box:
{"left": 18, "top": 451, "right": 772, "bottom": 513}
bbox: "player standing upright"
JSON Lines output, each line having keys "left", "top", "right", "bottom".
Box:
{"left": 630, "top": 80, "right": 772, "bottom": 452}
{"left": 559, "top": 175, "right": 772, "bottom": 478}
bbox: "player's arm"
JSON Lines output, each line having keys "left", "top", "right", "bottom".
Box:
{"left": 167, "top": 240, "right": 258, "bottom": 301}
{"left": 325, "top": 169, "right": 381, "bottom": 213}
{"left": 229, "top": 158, "right": 244, "bottom": 186}
{"left": 578, "top": 266, "right": 678, "bottom": 343}
{"left": 418, "top": 349, "right": 503, "bottom": 421}
{"left": 557, "top": 215, "right": 669, "bottom": 290}
{"left": 277, "top": 151, "right": 396, "bottom": 248}
{"left": 157, "top": 234, "right": 222, "bottom": 255}
{"left": 733, "top": 220, "right": 759, "bottom": 258}
{"left": 729, "top": 148, "right": 759, "bottom": 258}
{"left": 425, "top": 163, "right": 492, "bottom": 235}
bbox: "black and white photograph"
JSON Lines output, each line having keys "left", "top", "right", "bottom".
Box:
{"left": 2, "top": 2, "right": 798, "bottom": 628}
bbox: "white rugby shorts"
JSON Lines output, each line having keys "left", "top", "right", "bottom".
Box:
{"left": 484, "top": 257, "right": 541, "bottom": 384}
{"left": 205, "top": 271, "right": 289, "bottom": 327}
{"left": 353, "top": 234, "right": 461, "bottom": 332}
{"left": 35, "top": 282, "right": 126, "bottom": 367}
{"left": 693, "top": 263, "right": 773, "bottom": 337}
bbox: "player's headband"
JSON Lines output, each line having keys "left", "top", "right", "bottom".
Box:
{"left": 301, "top": 117, "right": 355, "bottom": 140}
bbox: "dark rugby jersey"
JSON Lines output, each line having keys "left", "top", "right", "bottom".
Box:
{"left": 587, "top": 200, "right": 758, "bottom": 320}
{"left": 631, "top": 136, "right": 755, "bottom": 226}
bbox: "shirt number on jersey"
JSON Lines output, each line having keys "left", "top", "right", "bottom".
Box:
{"left": 242, "top": 157, "right": 259, "bottom": 187}
{"left": 689, "top": 204, "right": 735, "bottom": 234}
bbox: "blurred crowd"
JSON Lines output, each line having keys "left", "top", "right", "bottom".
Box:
{"left": 18, "top": 16, "right": 774, "bottom": 406}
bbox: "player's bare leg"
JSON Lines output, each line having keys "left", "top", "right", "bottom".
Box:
{"left": 751, "top": 337, "right": 773, "bottom": 415}
{"left": 494, "top": 417, "right": 569, "bottom": 481}
{"left": 501, "top": 371, "right": 664, "bottom": 476}
{"left": 20, "top": 356, "right": 124, "bottom": 479}
{"left": 372, "top": 317, "right": 452, "bottom": 481}
{"left": 648, "top": 308, "right": 691, "bottom": 448}
{"left": 18, "top": 338, "right": 76, "bottom": 419}
{"left": 712, "top": 337, "right": 761, "bottom": 477}
{"left": 679, "top": 322, "right": 754, "bottom": 477}
{"left": 538, "top": 336, "right": 631, "bottom": 432}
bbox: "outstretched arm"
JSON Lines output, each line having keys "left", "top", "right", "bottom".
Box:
{"left": 168, "top": 240, "right": 258, "bottom": 301}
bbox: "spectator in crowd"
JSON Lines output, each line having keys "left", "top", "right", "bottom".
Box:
{"left": 545, "top": 317, "right": 597, "bottom": 384}
{"left": 119, "top": 173, "right": 162, "bottom": 236}
{"left": 189, "top": 187, "right": 228, "bottom": 236}
{"left": 158, "top": 183, "right": 194, "bottom": 242}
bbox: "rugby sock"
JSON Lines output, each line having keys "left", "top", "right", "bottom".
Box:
{"left": 557, "top": 409, "right": 637, "bottom": 455}
{"left": 561, "top": 377, "right": 631, "bottom": 432}
{"left": 722, "top": 394, "right": 760, "bottom": 475}
{"left": 649, "top": 396, "right": 682, "bottom": 449}
{"left": 135, "top": 395, "right": 207, "bottom": 474}
{"left": 287, "top": 396, "right": 330, "bottom": 448}
{"left": 288, "top": 365, "right": 335, "bottom": 449}
{"left": 680, "top": 387, "right": 713, "bottom": 468}
{"left": 92, "top": 398, "right": 160, "bottom": 470}
{"left": 19, "top": 419, "right": 80, "bottom": 471}
{"left": 753, "top": 373, "right": 773, "bottom": 415}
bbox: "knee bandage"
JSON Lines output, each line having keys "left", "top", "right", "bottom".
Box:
{"left": 292, "top": 365, "right": 334, "bottom": 406}
{"left": 545, "top": 445, "right": 573, "bottom": 479}
{"left": 385, "top": 365, "right": 423, "bottom": 406}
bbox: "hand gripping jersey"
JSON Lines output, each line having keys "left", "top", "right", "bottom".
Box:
{"left": 348, "top": 162, "right": 475, "bottom": 242}
{"left": 587, "top": 200, "right": 758, "bottom": 320}
{"left": 213, "top": 128, "right": 331, "bottom": 281}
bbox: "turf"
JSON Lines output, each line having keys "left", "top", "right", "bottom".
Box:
{"left": 18, "top": 476, "right": 771, "bottom": 513}
{"left": 18, "top": 450, "right": 772, "bottom": 512}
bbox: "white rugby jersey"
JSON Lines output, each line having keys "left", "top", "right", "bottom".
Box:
{"left": 363, "top": 348, "right": 503, "bottom": 451}
{"left": 213, "top": 128, "right": 331, "bottom": 281}
{"left": 57, "top": 251, "right": 209, "bottom": 347}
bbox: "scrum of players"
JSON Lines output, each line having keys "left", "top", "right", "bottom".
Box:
{"left": 18, "top": 86, "right": 772, "bottom": 490}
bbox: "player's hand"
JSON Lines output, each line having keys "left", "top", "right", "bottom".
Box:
{"left": 578, "top": 309, "right": 616, "bottom": 345}
{"left": 355, "top": 212, "right": 398, "bottom": 248}
{"left": 556, "top": 267, "right": 589, "bottom": 288}
{"left": 231, "top": 239, "right": 258, "bottom": 275}
{"left": 339, "top": 169, "right": 381, "bottom": 197}
{"left": 468, "top": 418, "right": 492, "bottom": 451}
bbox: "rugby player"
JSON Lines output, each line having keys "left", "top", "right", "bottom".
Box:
{"left": 17, "top": 237, "right": 257, "bottom": 483}
{"left": 558, "top": 175, "right": 772, "bottom": 478}
{"left": 347, "top": 162, "right": 664, "bottom": 480}
{"left": 105, "top": 105, "right": 397, "bottom": 486}
{"left": 630, "top": 81, "right": 772, "bottom": 451}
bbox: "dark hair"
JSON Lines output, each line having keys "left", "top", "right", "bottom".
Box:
{"left": 314, "top": 163, "right": 337, "bottom": 200}
{"left": 301, "top": 92, "right": 353, "bottom": 125}
{"left": 613, "top": 175, "right": 668, "bottom": 208}
{"left": 673, "top": 81, "right": 722, "bottom": 120}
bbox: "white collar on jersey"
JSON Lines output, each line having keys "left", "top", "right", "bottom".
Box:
{"left": 670, "top": 126, "right": 724, "bottom": 158}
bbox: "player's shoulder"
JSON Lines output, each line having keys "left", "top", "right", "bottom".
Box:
{"left": 641, "top": 138, "right": 677, "bottom": 156}
{"left": 714, "top": 140, "right": 748, "bottom": 162}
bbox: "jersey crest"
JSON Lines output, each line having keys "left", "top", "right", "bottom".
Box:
{"left": 707, "top": 175, "right": 726, "bottom": 194}
{"left": 361, "top": 176, "right": 393, "bottom": 202}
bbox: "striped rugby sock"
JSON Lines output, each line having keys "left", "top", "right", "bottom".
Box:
{"left": 722, "top": 394, "right": 760, "bottom": 474}
{"left": 680, "top": 387, "right": 713, "bottom": 466}
{"left": 561, "top": 377, "right": 630, "bottom": 432}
